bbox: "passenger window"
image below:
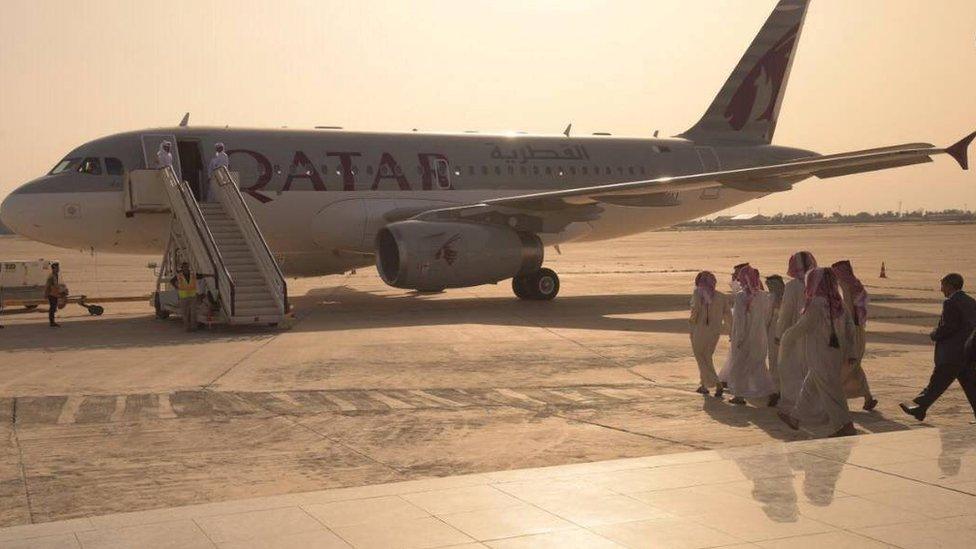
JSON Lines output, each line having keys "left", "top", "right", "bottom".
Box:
{"left": 569, "top": 167, "right": 577, "bottom": 175}
{"left": 628, "top": 167, "right": 635, "bottom": 176}
{"left": 104, "top": 158, "right": 124, "bottom": 175}
{"left": 582, "top": 167, "right": 588, "bottom": 175}
{"left": 520, "top": 166, "right": 527, "bottom": 175}
{"left": 78, "top": 157, "right": 102, "bottom": 175}
{"left": 533, "top": 166, "right": 540, "bottom": 176}
{"left": 468, "top": 166, "right": 475, "bottom": 176}
{"left": 640, "top": 166, "right": 646, "bottom": 175}
{"left": 481, "top": 166, "right": 489, "bottom": 175}
{"left": 507, "top": 166, "right": 515, "bottom": 175}
{"left": 545, "top": 167, "right": 552, "bottom": 176}
{"left": 494, "top": 166, "right": 502, "bottom": 176}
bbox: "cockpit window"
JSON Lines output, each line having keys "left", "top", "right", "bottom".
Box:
{"left": 78, "top": 157, "right": 103, "bottom": 175}
{"left": 49, "top": 158, "right": 80, "bottom": 175}
{"left": 105, "top": 157, "right": 124, "bottom": 175}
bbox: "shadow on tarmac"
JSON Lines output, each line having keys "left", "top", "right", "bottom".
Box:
{"left": 0, "top": 286, "right": 942, "bottom": 352}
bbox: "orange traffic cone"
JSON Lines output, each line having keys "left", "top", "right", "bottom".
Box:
{"left": 880, "top": 262, "right": 888, "bottom": 279}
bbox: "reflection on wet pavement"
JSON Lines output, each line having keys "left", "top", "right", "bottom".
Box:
{"left": 3, "top": 425, "right": 974, "bottom": 548}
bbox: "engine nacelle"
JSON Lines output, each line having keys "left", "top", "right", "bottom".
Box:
{"left": 376, "top": 220, "right": 543, "bottom": 290}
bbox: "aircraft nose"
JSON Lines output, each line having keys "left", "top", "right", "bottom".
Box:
{"left": 1, "top": 180, "right": 41, "bottom": 237}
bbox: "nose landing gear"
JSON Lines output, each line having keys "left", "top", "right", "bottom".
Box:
{"left": 512, "top": 268, "right": 560, "bottom": 301}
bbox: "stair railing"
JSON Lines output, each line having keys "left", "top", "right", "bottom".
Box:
{"left": 157, "top": 166, "right": 237, "bottom": 317}
{"left": 212, "top": 166, "right": 288, "bottom": 314}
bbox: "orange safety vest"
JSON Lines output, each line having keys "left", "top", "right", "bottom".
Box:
{"left": 177, "top": 273, "right": 197, "bottom": 299}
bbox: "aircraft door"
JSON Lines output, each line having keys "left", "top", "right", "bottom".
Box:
{"left": 696, "top": 147, "right": 722, "bottom": 200}
{"left": 433, "top": 158, "right": 452, "bottom": 190}
{"left": 141, "top": 134, "right": 183, "bottom": 179}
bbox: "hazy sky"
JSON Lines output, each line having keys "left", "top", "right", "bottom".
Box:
{"left": 1, "top": 0, "right": 974, "bottom": 214}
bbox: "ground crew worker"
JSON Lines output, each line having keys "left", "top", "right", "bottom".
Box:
{"left": 44, "top": 262, "right": 63, "bottom": 328}
{"left": 169, "top": 262, "right": 212, "bottom": 332}
{"left": 156, "top": 141, "right": 174, "bottom": 169}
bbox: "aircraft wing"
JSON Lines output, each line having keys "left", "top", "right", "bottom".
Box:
{"left": 415, "top": 132, "right": 975, "bottom": 223}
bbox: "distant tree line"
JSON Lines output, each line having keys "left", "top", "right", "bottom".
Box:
{"left": 678, "top": 209, "right": 976, "bottom": 229}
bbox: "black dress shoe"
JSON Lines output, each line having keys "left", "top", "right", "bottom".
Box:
{"left": 714, "top": 386, "right": 725, "bottom": 399}
{"left": 863, "top": 398, "right": 879, "bottom": 411}
{"left": 767, "top": 393, "right": 781, "bottom": 408}
{"left": 899, "top": 402, "right": 926, "bottom": 421}
{"left": 730, "top": 396, "right": 746, "bottom": 405}
{"left": 695, "top": 386, "right": 710, "bottom": 396}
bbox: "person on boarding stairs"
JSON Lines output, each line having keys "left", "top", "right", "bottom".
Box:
{"left": 156, "top": 141, "right": 174, "bottom": 169}
{"left": 766, "top": 274, "right": 786, "bottom": 407}
{"left": 720, "top": 266, "right": 777, "bottom": 406}
{"left": 831, "top": 260, "right": 878, "bottom": 411}
{"left": 776, "top": 251, "right": 818, "bottom": 410}
{"left": 690, "top": 271, "right": 731, "bottom": 398}
{"left": 170, "top": 262, "right": 212, "bottom": 332}
{"left": 205, "top": 142, "right": 230, "bottom": 201}
{"left": 900, "top": 273, "right": 976, "bottom": 422}
{"left": 777, "top": 268, "right": 857, "bottom": 438}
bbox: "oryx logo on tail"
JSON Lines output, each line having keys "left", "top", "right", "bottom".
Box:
{"left": 725, "top": 23, "right": 800, "bottom": 131}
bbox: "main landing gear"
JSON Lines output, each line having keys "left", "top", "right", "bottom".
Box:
{"left": 512, "top": 268, "right": 560, "bottom": 301}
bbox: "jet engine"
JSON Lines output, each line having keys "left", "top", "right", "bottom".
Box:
{"left": 375, "top": 220, "right": 543, "bottom": 291}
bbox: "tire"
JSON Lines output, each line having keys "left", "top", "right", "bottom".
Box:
{"left": 512, "top": 276, "right": 532, "bottom": 300}
{"left": 153, "top": 293, "right": 170, "bottom": 320}
{"left": 87, "top": 305, "right": 105, "bottom": 316}
{"left": 530, "top": 268, "right": 560, "bottom": 301}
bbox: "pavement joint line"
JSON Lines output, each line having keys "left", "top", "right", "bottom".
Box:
{"left": 550, "top": 410, "right": 710, "bottom": 452}
{"left": 799, "top": 443, "right": 976, "bottom": 500}
{"left": 10, "top": 399, "right": 35, "bottom": 525}
{"left": 244, "top": 393, "right": 408, "bottom": 477}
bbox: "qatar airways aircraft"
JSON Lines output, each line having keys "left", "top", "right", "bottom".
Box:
{"left": 2, "top": 0, "right": 972, "bottom": 300}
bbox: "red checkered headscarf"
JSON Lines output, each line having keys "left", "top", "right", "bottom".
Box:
{"left": 803, "top": 267, "right": 845, "bottom": 318}
{"left": 787, "top": 251, "right": 818, "bottom": 279}
{"left": 735, "top": 265, "right": 765, "bottom": 311}
{"left": 832, "top": 260, "right": 868, "bottom": 326}
{"left": 695, "top": 271, "right": 717, "bottom": 306}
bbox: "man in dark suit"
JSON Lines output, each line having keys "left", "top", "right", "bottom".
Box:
{"left": 900, "top": 273, "right": 976, "bottom": 421}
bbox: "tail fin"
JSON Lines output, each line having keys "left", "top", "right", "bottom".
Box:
{"left": 679, "top": 0, "right": 810, "bottom": 145}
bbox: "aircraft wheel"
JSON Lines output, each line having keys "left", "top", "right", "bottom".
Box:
{"left": 515, "top": 268, "right": 560, "bottom": 301}
{"left": 512, "top": 275, "right": 532, "bottom": 300}
{"left": 24, "top": 304, "right": 38, "bottom": 310}
{"left": 530, "top": 268, "right": 560, "bottom": 301}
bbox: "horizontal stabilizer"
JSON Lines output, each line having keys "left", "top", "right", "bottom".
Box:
{"left": 946, "top": 130, "right": 976, "bottom": 170}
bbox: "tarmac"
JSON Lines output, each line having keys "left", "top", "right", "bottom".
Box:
{"left": 1, "top": 425, "right": 974, "bottom": 548}
{"left": 1, "top": 222, "right": 975, "bottom": 535}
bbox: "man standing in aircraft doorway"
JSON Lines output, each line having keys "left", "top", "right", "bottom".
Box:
{"left": 156, "top": 141, "right": 174, "bottom": 169}
{"left": 206, "top": 142, "right": 229, "bottom": 201}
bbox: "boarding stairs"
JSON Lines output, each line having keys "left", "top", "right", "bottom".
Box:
{"left": 142, "top": 165, "right": 288, "bottom": 326}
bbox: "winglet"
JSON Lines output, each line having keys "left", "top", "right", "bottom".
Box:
{"left": 179, "top": 112, "right": 190, "bottom": 127}
{"left": 946, "top": 130, "right": 976, "bottom": 170}
{"left": 563, "top": 123, "right": 572, "bottom": 138}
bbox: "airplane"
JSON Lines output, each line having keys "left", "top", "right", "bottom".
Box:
{"left": 2, "top": 0, "right": 973, "bottom": 302}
